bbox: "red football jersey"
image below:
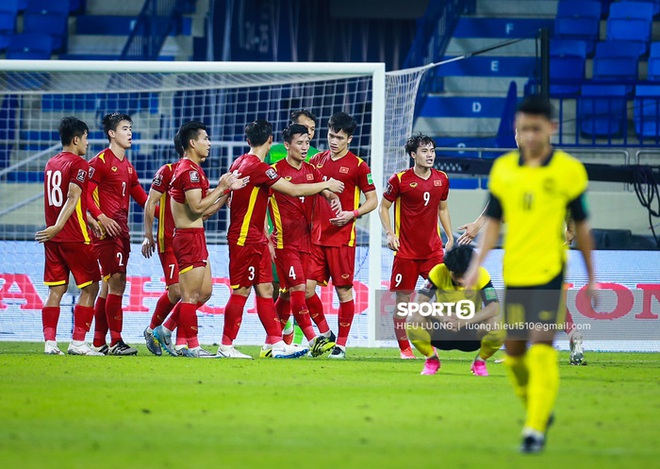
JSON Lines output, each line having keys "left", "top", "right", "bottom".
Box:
{"left": 150, "top": 161, "right": 178, "bottom": 252}
{"left": 227, "top": 153, "right": 281, "bottom": 246}
{"left": 268, "top": 159, "right": 323, "bottom": 252}
{"left": 383, "top": 168, "right": 450, "bottom": 259}
{"left": 169, "top": 158, "right": 209, "bottom": 209}
{"left": 43, "top": 151, "right": 93, "bottom": 243}
{"left": 88, "top": 148, "right": 141, "bottom": 239}
{"left": 310, "top": 150, "right": 376, "bottom": 247}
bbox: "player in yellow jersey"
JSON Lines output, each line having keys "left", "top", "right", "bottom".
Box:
{"left": 464, "top": 95, "right": 596, "bottom": 454}
{"left": 405, "top": 245, "right": 504, "bottom": 376}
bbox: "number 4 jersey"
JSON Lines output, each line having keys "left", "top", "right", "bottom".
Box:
{"left": 383, "top": 167, "right": 450, "bottom": 260}
{"left": 43, "top": 151, "right": 93, "bottom": 243}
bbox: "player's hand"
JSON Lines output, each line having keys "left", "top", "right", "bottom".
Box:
{"left": 457, "top": 222, "right": 480, "bottom": 245}
{"left": 218, "top": 171, "right": 237, "bottom": 192}
{"left": 323, "top": 192, "right": 342, "bottom": 215}
{"left": 444, "top": 238, "right": 454, "bottom": 252}
{"left": 386, "top": 232, "right": 399, "bottom": 251}
{"left": 326, "top": 178, "right": 344, "bottom": 193}
{"left": 35, "top": 225, "right": 61, "bottom": 243}
{"left": 87, "top": 216, "right": 102, "bottom": 238}
{"left": 230, "top": 171, "right": 250, "bottom": 190}
{"left": 98, "top": 214, "right": 121, "bottom": 237}
{"left": 329, "top": 210, "right": 354, "bottom": 226}
{"left": 141, "top": 235, "right": 155, "bottom": 258}
{"left": 585, "top": 281, "right": 598, "bottom": 308}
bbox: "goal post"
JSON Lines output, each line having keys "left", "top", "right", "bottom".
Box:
{"left": 0, "top": 59, "right": 432, "bottom": 347}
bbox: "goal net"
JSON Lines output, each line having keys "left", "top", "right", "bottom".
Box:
{"left": 0, "top": 60, "right": 432, "bottom": 347}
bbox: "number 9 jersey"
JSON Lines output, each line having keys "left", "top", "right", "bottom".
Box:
{"left": 43, "top": 151, "right": 93, "bottom": 243}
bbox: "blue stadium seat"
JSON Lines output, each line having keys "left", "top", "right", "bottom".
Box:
{"left": 554, "top": 1, "right": 601, "bottom": 55}
{"left": 620, "top": 0, "right": 660, "bottom": 16}
{"left": 6, "top": 33, "right": 52, "bottom": 59}
{"left": 595, "top": 40, "right": 644, "bottom": 59}
{"left": 648, "top": 43, "right": 660, "bottom": 80}
{"left": 634, "top": 85, "right": 660, "bottom": 137}
{"left": 550, "top": 39, "right": 587, "bottom": 96}
{"left": 0, "top": 12, "right": 16, "bottom": 51}
{"left": 592, "top": 44, "right": 638, "bottom": 93}
{"left": 0, "top": 0, "right": 22, "bottom": 14}
{"left": 23, "top": 12, "right": 67, "bottom": 52}
{"left": 606, "top": 2, "right": 653, "bottom": 56}
{"left": 26, "top": 0, "right": 70, "bottom": 14}
{"left": 578, "top": 84, "right": 628, "bottom": 136}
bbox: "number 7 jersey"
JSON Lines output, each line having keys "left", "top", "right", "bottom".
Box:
{"left": 383, "top": 167, "right": 450, "bottom": 260}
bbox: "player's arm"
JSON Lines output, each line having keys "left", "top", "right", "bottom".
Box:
{"left": 35, "top": 182, "right": 82, "bottom": 243}
{"left": 569, "top": 192, "right": 597, "bottom": 304}
{"left": 87, "top": 175, "right": 122, "bottom": 237}
{"left": 130, "top": 183, "right": 148, "bottom": 208}
{"left": 330, "top": 189, "right": 377, "bottom": 226}
{"left": 271, "top": 177, "right": 343, "bottom": 197}
{"left": 438, "top": 199, "right": 454, "bottom": 251}
{"left": 378, "top": 197, "right": 399, "bottom": 251}
{"left": 464, "top": 194, "right": 502, "bottom": 287}
{"left": 320, "top": 189, "right": 342, "bottom": 214}
{"left": 464, "top": 280, "right": 500, "bottom": 325}
{"left": 457, "top": 204, "right": 488, "bottom": 245}
{"left": 141, "top": 188, "right": 162, "bottom": 258}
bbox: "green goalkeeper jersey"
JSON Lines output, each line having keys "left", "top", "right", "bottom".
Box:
{"left": 266, "top": 143, "right": 319, "bottom": 165}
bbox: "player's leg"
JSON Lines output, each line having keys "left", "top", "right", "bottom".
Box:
{"left": 106, "top": 271, "right": 135, "bottom": 355}
{"left": 471, "top": 316, "right": 505, "bottom": 376}
{"left": 305, "top": 244, "right": 333, "bottom": 338}
{"left": 328, "top": 246, "right": 356, "bottom": 358}
{"left": 390, "top": 256, "right": 423, "bottom": 358}
{"left": 42, "top": 242, "right": 68, "bottom": 355}
{"left": 565, "top": 310, "right": 586, "bottom": 365}
{"left": 145, "top": 249, "right": 181, "bottom": 356}
{"left": 92, "top": 278, "right": 109, "bottom": 351}
{"left": 176, "top": 263, "right": 216, "bottom": 358}
{"left": 406, "top": 311, "right": 441, "bottom": 375}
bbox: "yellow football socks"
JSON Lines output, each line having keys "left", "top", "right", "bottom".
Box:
{"left": 407, "top": 322, "right": 435, "bottom": 358}
{"left": 504, "top": 353, "right": 529, "bottom": 406}
{"left": 525, "top": 344, "right": 559, "bottom": 433}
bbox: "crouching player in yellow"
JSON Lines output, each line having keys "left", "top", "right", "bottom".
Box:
{"left": 405, "top": 245, "right": 505, "bottom": 376}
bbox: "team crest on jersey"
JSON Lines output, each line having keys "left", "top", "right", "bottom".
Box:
{"left": 190, "top": 171, "right": 200, "bottom": 183}
{"left": 341, "top": 274, "right": 350, "bottom": 280}
{"left": 88, "top": 167, "right": 95, "bottom": 178}
{"left": 306, "top": 173, "right": 314, "bottom": 181}
{"left": 153, "top": 174, "right": 163, "bottom": 186}
{"left": 385, "top": 183, "right": 393, "bottom": 195}
{"left": 410, "top": 182, "right": 418, "bottom": 188}
{"left": 339, "top": 166, "right": 349, "bottom": 174}
{"left": 111, "top": 166, "right": 118, "bottom": 172}
{"left": 128, "top": 167, "right": 133, "bottom": 174}
{"left": 434, "top": 179, "right": 442, "bottom": 186}
{"left": 285, "top": 176, "right": 292, "bottom": 181}
{"left": 265, "top": 168, "right": 278, "bottom": 180}
{"left": 76, "top": 169, "right": 87, "bottom": 182}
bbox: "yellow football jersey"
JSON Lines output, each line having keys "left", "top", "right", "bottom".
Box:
{"left": 488, "top": 149, "right": 588, "bottom": 286}
{"left": 421, "top": 264, "right": 497, "bottom": 311}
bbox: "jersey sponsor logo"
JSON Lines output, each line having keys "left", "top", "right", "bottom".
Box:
{"left": 409, "top": 182, "right": 418, "bottom": 188}
{"left": 434, "top": 179, "right": 442, "bottom": 186}
{"left": 316, "top": 164, "right": 324, "bottom": 168}
{"left": 153, "top": 174, "right": 163, "bottom": 186}
{"left": 341, "top": 274, "right": 350, "bottom": 280}
{"left": 76, "top": 169, "right": 87, "bottom": 182}
{"left": 265, "top": 168, "right": 278, "bottom": 180}
{"left": 111, "top": 166, "right": 118, "bottom": 172}
{"left": 367, "top": 173, "right": 373, "bottom": 184}
{"left": 190, "top": 171, "right": 200, "bottom": 183}
{"left": 339, "top": 166, "right": 349, "bottom": 174}
{"left": 306, "top": 173, "right": 314, "bottom": 181}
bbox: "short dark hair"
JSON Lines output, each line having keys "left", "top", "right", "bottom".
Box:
{"left": 102, "top": 112, "right": 132, "bottom": 142}
{"left": 173, "top": 131, "right": 184, "bottom": 157}
{"left": 178, "top": 121, "right": 207, "bottom": 151}
{"left": 282, "top": 124, "right": 309, "bottom": 143}
{"left": 405, "top": 133, "right": 436, "bottom": 156}
{"left": 443, "top": 245, "right": 475, "bottom": 277}
{"left": 58, "top": 116, "right": 89, "bottom": 146}
{"left": 517, "top": 95, "right": 554, "bottom": 121}
{"left": 245, "top": 119, "right": 273, "bottom": 147}
{"left": 290, "top": 109, "right": 317, "bottom": 126}
{"left": 328, "top": 112, "right": 357, "bottom": 136}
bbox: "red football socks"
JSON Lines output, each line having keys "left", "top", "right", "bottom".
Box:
{"left": 72, "top": 305, "right": 95, "bottom": 341}
{"left": 150, "top": 292, "right": 176, "bottom": 330}
{"left": 106, "top": 293, "right": 123, "bottom": 346}
{"left": 290, "top": 290, "right": 315, "bottom": 341}
{"left": 307, "top": 293, "right": 330, "bottom": 334}
{"left": 337, "top": 300, "right": 355, "bottom": 347}
{"left": 93, "top": 296, "right": 107, "bottom": 347}
{"left": 42, "top": 306, "right": 60, "bottom": 341}
{"left": 256, "top": 295, "right": 283, "bottom": 345}
{"left": 222, "top": 294, "right": 247, "bottom": 345}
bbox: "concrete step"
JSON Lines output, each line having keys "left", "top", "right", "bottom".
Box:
{"left": 475, "top": 0, "right": 559, "bottom": 18}
{"left": 414, "top": 116, "right": 500, "bottom": 137}
{"left": 446, "top": 38, "right": 539, "bottom": 57}
{"left": 66, "top": 35, "right": 189, "bottom": 59}
{"left": 438, "top": 57, "right": 535, "bottom": 78}
{"left": 441, "top": 76, "right": 529, "bottom": 95}
{"left": 454, "top": 17, "right": 554, "bottom": 38}
{"left": 84, "top": 0, "right": 144, "bottom": 16}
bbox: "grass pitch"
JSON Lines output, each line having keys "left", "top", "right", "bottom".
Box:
{"left": 0, "top": 343, "right": 658, "bottom": 469}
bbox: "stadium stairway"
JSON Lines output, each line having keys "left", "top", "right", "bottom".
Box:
{"left": 415, "top": 0, "right": 559, "bottom": 148}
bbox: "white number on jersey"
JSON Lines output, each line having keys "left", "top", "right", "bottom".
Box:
{"left": 46, "top": 170, "right": 64, "bottom": 207}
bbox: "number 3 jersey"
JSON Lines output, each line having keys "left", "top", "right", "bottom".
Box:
{"left": 43, "top": 151, "right": 93, "bottom": 243}
{"left": 383, "top": 167, "right": 450, "bottom": 260}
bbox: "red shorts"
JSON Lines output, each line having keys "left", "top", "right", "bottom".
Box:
{"left": 228, "top": 242, "right": 272, "bottom": 290}
{"left": 274, "top": 248, "right": 310, "bottom": 289}
{"left": 390, "top": 251, "right": 445, "bottom": 291}
{"left": 94, "top": 236, "right": 130, "bottom": 280}
{"left": 158, "top": 244, "right": 179, "bottom": 286}
{"left": 308, "top": 244, "right": 355, "bottom": 287}
{"left": 173, "top": 228, "right": 208, "bottom": 274}
{"left": 44, "top": 241, "right": 101, "bottom": 288}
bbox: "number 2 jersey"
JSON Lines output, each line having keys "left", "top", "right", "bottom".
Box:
{"left": 43, "top": 151, "right": 93, "bottom": 243}
{"left": 383, "top": 167, "right": 450, "bottom": 260}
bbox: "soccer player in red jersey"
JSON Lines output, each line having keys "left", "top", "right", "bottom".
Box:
{"left": 379, "top": 133, "right": 454, "bottom": 359}
{"left": 307, "top": 112, "right": 378, "bottom": 359}
{"left": 152, "top": 121, "right": 244, "bottom": 358}
{"left": 87, "top": 113, "right": 148, "bottom": 355}
{"left": 36, "top": 116, "right": 104, "bottom": 356}
{"left": 141, "top": 132, "right": 184, "bottom": 356}
{"left": 268, "top": 124, "right": 339, "bottom": 357}
{"left": 219, "top": 119, "right": 344, "bottom": 359}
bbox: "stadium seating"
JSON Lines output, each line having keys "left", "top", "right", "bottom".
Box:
{"left": 6, "top": 33, "right": 52, "bottom": 59}
{"left": 648, "top": 43, "right": 660, "bottom": 80}
{"left": 577, "top": 84, "right": 629, "bottom": 137}
{"left": 549, "top": 39, "right": 587, "bottom": 96}
{"left": 591, "top": 43, "right": 639, "bottom": 93}
{"left": 620, "top": 0, "right": 660, "bottom": 17}
{"left": 554, "top": 1, "right": 601, "bottom": 55}
{"left": 23, "top": 11, "right": 68, "bottom": 52}
{"left": 606, "top": 2, "right": 654, "bottom": 56}
{"left": 634, "top": 85, "right": 660, "bottom": 137}
{"left": 26, "top": 0, "right": 70, "bottom": 15}
{"left": 0, "top": 12, "right": 16, "bottom": 51}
